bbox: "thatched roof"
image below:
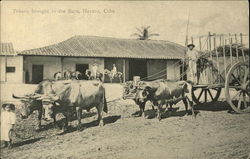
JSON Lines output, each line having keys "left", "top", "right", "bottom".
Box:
{"left": 18, "top": 35, "right": 186, "bottom": 59}
{"left": 0, "top": 43, "right": 16, "bottom": 56}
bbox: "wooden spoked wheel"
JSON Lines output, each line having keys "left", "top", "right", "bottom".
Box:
{"left": 225, "top": 61, "right": 250, "bottom": 113}
{"left": 192, "top": 86, "right": 222, "bottom": 105}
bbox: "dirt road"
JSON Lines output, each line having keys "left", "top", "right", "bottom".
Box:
{"left": 1, "top": 99, "right": 249, "bottom": 159}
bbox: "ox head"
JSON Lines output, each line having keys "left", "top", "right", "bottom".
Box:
{"left": 38, "top": 94, "right": 60, "bottom": 121}
{"left": 12, "top": 94, "right": 43, "bottom": 119}
{"left": 135, "top": 82, "right": 152, "bottom": 103}
{"left": 122, "top": 81, "right": 138, "bottom": 100}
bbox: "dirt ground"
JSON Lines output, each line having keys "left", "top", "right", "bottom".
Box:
{"left": 1, "top": 97, "right": 249, "bottom": 159}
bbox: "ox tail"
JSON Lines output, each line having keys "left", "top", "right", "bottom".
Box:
{"left": 103, "top": 90, "right": 108, "bottom": 113}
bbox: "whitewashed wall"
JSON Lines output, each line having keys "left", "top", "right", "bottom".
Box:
{"left": 166, "top": 59, "right": 181, "bottom": 80}
{"left": 24, "top": 56, "right": 62, "bottom": 82}
{"left": 0, "top": 56, "right": 23, "bottom": 83}
{"left": 63, "top": 57, "right": 104, "bottom": 72}
{"left": 24, "top": 56, "right": 104, "bottom": 83}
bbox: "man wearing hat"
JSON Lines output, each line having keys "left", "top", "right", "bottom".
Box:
{"left": 186, "top": 44, "right": 199, "bottom": 84}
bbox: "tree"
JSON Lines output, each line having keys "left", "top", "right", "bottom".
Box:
{"left": 131, "top": 26, "right": 160, "bottom": 40}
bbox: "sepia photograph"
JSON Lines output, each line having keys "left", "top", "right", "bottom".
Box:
{"left": 0, "top": 1, "right": 249, "bottom": 158}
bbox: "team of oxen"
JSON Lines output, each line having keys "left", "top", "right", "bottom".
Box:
{"left": 13, "top": 78, "right": 195, "bottom": 133}
{"left": 54, "top": 69, "right": 123, "bottom": 83}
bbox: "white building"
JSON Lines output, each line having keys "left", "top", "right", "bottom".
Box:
{"left": 1, "top": 36, "right": 187, "bottom": 84}
{"left": 0, "top": 43, "right": 23, "bottom": 83}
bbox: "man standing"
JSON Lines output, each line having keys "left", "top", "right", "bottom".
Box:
{"left": 186, "top": 44, "right": 199, "bottom": 84}
{"left": 92, "top": 63, "right": 98, "bottom": 79}
{"left": 111, "top": 64, "right": 117, "bottom": 79}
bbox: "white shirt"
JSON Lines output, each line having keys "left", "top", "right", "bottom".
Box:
{"left": 186, "top": 49, "right": 199, "bottom": 61}
{"left": 92, "top": 65, "right": 98, "bottom": 72}
{"left": 1, "top": 111, "right": 16, "bottom": 125}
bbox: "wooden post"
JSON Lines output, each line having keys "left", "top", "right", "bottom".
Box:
{"left": 191, "top": 36, "right": 194, "bottom": 44}
{"left": 61, "top": 57, "right": 64, "bottom": 73}
{"left": 240, "top": 33, "right": 245, "bottom": 61}
{"left": 5, "top": 55, "right": 7, "bottom": 82}
{"left": 206, "top": 36, "right": 209, "bottom": 50}
{"left": 208, "top": 32, "right": 212, "bottom": 51}
{"left": 214, "top": 34, "right": 220, "bottom": 83}
{"left": 208, "top": 32, "right": 213, "bottom": 62}
{"left": 199, "top": 36, "right": 202, "bottom": 51}
{"left": 229, "top": 33, "right": 233, "bottom": 66}
{"left": 222, "top": 35, "right": 227, "bottom": 80}
{"left": 123, "top": 59, "right": 126, "bottom": 83}
{"left": 235, "top": 34, "right": 239, "bottom": 62}
{"left": 219, "top": 35, "right": 222, "bottom": 46}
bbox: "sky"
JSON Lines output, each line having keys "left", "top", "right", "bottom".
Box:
{"left": 1, "top": 1, "right": 249, "bottom": 51}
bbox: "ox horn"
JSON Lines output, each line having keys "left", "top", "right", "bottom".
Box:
{"left": 37, "top": 94, "right": 59, "bottom": 101}
{"left": 12, "top": 94, "right": 29, "bottom": 99}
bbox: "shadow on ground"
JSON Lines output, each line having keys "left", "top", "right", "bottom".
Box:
{"left": 131, "top": 107, "right": 199, "bottom": 120}
{"left": 13, "top": 137, "right": 45, "bottom": 148}
{"left": 39, "top": 111, "right": 97, "bottom": 131}
{"left": 194, "top": 101, "right": 232, "bottom": 112}
{"left": 65, "top": 115, "right": 121, "bottom": 133}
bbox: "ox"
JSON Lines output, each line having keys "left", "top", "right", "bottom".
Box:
{"left": 122, "top": 79, "right": 166, "bottom": 118}
{"left": 54, "top": 72, "right": 63, "bottom": 80}
{"left": 136, "top": 80, "right": 195, "bottom": 120}
{"left": 37, "top": 80, "right": 108, "bottom": 131}
{"left": 64, "top": 71, "right": 83, "bottom": 80}
{"left": 12, "top": 93, "right": 44, "bottom": 130}
{"left": 13, "top": 80, "right": 108, "bottom": 132}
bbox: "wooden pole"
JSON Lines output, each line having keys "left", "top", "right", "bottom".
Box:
{"left": 5, "top": 55, "right": 7, "bottom": 82}
{"left": 208, "top": 32, "right": 212, "bottom": 83}
{"left": 229, "top": 33, "right": 233, "bottom": 66}
{"left": 206, "top": 36, "right": 209, "bottom": 50}
{"left": 208, "top": 32, "right": 212, "bottom": 51}
{"left": 208, "top": 32, "right": 212, "bottom": 61}
{"left": 199, "top": 36, "right": 202, "bottom": 51}
{"left": 123, "top": 59, "right": 126, "bottom": 83}
{"left": 222, "top": 35, "right": 227, "bottom": 80}
{"left": 219, "top": 35, "right": 222, "bottom": 46}
{"left": 191, "top": 36, "right": 194, "bottom": 44}
{"left": 61, "top": 57, "right": 64, "bottom": 73}
{"left": 240, "top": 33, "right": 246, "bottom": 61}
{"left": 235, "top": 34, "right": 239, "bottom": 62}
{"left": 214, "top": 34, "right": 221, "bottom": 83}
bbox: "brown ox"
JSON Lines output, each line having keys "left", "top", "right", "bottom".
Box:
{"left": 122, "top": 79, "right": 166, "bottom": 118}
{"left": 14, "top": 80, "right": 108, "bottom": 132}
{"left": 136, "top": 80, "right": 195, "bottom": 120}
{"left": 39, "top": 80, "right": 108, "bottom": 131}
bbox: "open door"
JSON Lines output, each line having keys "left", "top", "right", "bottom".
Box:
{"left": 129, "top": 59, "right": 147, "bottom": 80}
{"left": 76, "top": 64, "right": 89, "bottom": 79}
{"left": 32, "top": 65, "right": 43, "bottom": 84}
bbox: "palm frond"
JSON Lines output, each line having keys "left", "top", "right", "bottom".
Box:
{"left": 136, "top": 28, "right": 143, "bottom": 34}
{"left": 149, "top": 33, "right": 160, "bottom": 37}
{"left": 146, "top": 26, "right": 151, "bottom": 29}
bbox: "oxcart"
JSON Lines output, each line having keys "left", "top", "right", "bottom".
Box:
{"left": 187, "top": 33, "right": 249, "bottom": 113}
{"left": 124, "top": 33, "right": 249, "bottom": 114}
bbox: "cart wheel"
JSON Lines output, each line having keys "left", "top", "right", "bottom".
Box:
{"left": 225, "top": 61, "right": 250, "bottom": 113}
{"left": 192, "top": 86, "right": 221, "bottom": 105}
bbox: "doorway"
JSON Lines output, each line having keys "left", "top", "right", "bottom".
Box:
{"left": 32, "top": 65, "right": 43, "bottom": 84}
{"left": 129, "top": 59, "right": 147, "bottom": 80}
{"left": 76, "top": 64, "right": 89, "bottom": 79}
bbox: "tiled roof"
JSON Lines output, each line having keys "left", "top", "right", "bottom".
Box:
{"left": 19, "top": 36, "right": 187, "bottom": 59}
{"left": 0, "top": 43, "right": 16, "bottom": 55}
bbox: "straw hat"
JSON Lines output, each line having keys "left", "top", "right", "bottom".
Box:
{"left": 2, "top": 102, "right": 15, "bottom": 110}
{"left": 187, "top": 44, "right": 195, "bottom": 48}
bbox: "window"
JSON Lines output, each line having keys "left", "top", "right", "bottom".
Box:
{"left": 6, "top": 67, "right": 16, "bottom": 73}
